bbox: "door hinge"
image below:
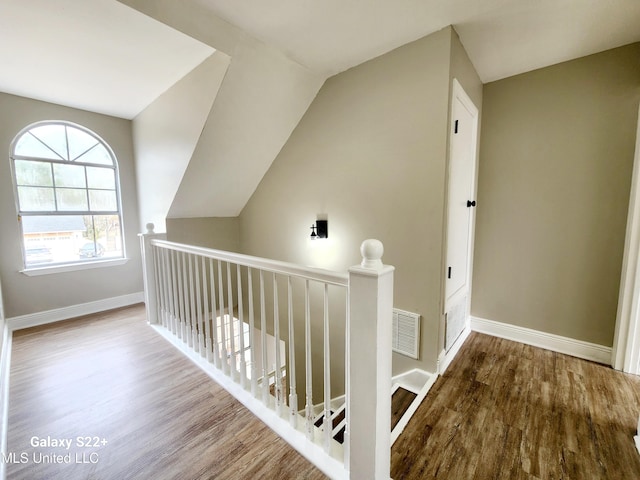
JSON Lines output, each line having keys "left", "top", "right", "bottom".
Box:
{"left": 447, "top": 267, "right": 452, "bottom": 279}
{"left": 454, "top": 120, "right": 459, "bottom": 134}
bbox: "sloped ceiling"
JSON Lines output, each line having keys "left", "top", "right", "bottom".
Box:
{"left": 0, "top": 0, "right": 214, "bottom": 119}
{"left": 2, "top": 0, "right": 639, "bottom": 118}
{"left": 196, "top": 0, "right": 640, "bottom": 82}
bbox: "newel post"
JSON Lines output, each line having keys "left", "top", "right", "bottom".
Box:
{"left": 139, "top": 223, "right": 166, "bottom": 325}
{"left": 347, "top": 239, "right": 394, "bottom": 480}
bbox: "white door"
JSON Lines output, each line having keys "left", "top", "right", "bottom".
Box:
{"left": 444, "top": 79, "right": 479, "bottom": 313}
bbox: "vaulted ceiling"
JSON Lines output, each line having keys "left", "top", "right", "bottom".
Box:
{"left": 196, "top": 0, "right": 640, "bottom": 82}
{"left": 1, "top": 0, "right": 639, "bottom": 120}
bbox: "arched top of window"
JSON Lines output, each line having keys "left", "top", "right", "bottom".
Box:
{"left": 12, "top": 121, "right": 115, "bottom": 167}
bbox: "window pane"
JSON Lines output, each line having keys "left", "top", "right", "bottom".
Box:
{"left": 87, "top": 167, "right": 115, "bottom": 189}
{"left": 14, "top": 133, "right": 64, "bottom": 160}
{"left": 77, "top": 143, "right": 113, "bottom": 166}
{"left": 89, "top": 190, "right": 117, "bottom": 211}
{"left": 85, "top": 215, "right": 123, "bottom": 259}
{"left": 22, "top": 215, "right": 89, "bottom": 266}
{"left": 53, "top": 163, "right": 86, "bottom": 188}
{"left": 17, "top": 186, "right": 55, "bottom": 211}
{"left": 28, "top": 124, "right": 68, "bottom": 160}
{"left": 56, "top": 188, "right": 88, "bottom": 211}
{"left": 15, "top": 160, "right": 53, "bottom": 186}
{"left": 66, "top": 126, "right": 99, "bottom": 161}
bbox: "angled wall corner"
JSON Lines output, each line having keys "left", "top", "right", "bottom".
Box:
{"left": 132, "top": 51, "right": 230, "bottom": 232}
{"left": 167, "top": 39, "right": 325, "bottom": 219}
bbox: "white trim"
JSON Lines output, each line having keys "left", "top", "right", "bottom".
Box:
{"left": 390, "top": 369, "right": 437, "bottom": 446}
{"left": 151, "top": 325, "right": 348, "bottom": 480}
{"left": 471, "top": 316, "right": 612, "bottom": 365}
{"left": 438, "top": 323, "right": 471, "bottom": 374}
{"left": 613, "top": 103, "right": 640, "bottom": 373}
{"left": 0, "top": 323, "right": 12, "bottom": 480}
{"left": 152, "top": 239, "right": 348, "bottom": 286}
{"left": 21, "top": 257, "right": 130, "bottom": 276}
{"left": 7, "top": 292, "right": 144, "bottom": 331}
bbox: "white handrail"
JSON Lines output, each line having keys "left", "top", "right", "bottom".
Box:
{"left": 140, "top": 229, "right": 394, "bottom": 480}
{"left": 150, "top": 239, "right": 348, "bottom": 286}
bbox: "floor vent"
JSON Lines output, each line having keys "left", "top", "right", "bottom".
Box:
{"left": 392, "top": 309, "right": 420, "bottom": 359}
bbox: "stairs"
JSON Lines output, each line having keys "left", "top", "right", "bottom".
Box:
{"left": 313, "top": 406, "right": 346, "bottom": 444}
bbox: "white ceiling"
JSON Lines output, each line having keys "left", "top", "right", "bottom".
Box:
{"left": 0, "top": 0, "right": 638, "bottom": 119}
{"left": 198, "top": 0, "right": 640, "bottom": 82}
{"left": 0, "top": 0, "right": 214, "bottom": 119}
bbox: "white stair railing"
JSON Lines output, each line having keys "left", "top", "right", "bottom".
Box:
{"left": 139, "top": 224, "right": 394, "bottom": 480}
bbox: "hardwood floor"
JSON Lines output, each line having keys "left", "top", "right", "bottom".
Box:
{"left": 6, "top": 304, "right": 326, "bottom": 480}
{"left": 8, "top": 307, "right": 640, "bottom": 479}
{"left": 391, "top": 332, "right": 640, "bottom": 479}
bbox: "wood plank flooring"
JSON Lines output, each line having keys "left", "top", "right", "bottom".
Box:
{"left": 391, "top": 332, "right": 640, "bottom": 479}
{"left": 8, "top": 306, "right": 640, "bottom": 479}
{"left": 6, "top": 304, "right": 326, "bottom": 480}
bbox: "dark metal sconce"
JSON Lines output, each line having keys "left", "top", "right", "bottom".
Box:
{"left": 310, "top": 219, "right": 328, "bottom": 239}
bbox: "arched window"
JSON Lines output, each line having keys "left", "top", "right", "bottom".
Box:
{"left": 10, "top": 121, "right": 124, "bottom": 269}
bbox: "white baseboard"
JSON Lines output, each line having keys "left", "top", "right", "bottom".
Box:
{"left": 471, "top": 316, "right": 612, "bottom": 365}
{"left": 7, "top": 292, "right": 144, "bottom": 332}
{"left": 438, "top": 323, "right": 471, "bottom": 374}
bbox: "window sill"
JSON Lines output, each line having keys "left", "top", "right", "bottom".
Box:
{"left": 21, "top": 258, "right": 130, "bottom": 276}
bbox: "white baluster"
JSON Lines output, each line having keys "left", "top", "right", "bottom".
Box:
{"left": 177, "top": 252, "right": 186, "bottom": 341}
{"left": 273, "top": 273, "right": 283, "bottom": 415}
{"left": 217, "top": 260, "right": 228, "bottom": 375}
{"left": 151, "top": 246, "right": 163, "bottom": 327}
{"left": 227, "top": 262, "right": 236, "bottom": 381}
{"left": 195, "top": 255, "right": 204, "bottom": 356}
{"left": 170, "top": 250, "right": 179, "bottom": 336}
{"left": 248, "top": 268, "right": 258, "bottom": 397}
{"left": 237, "top": 264, "right": 247, "bottom": 389}
{"left": 188, "top": 254, "right": 197, "bottom": 349}
{"left": 260, "top": 270, "right": 269, "bottom": 405}
{"left": 323, "top": 283, "right": 332, "bottom": 452}
{"left": 210, "top": 259, "right": 221, "bottom": 369}
{"left": 162, "top": 248, "right": 172, "bottom": 331}
{"left": 287, "top": 276, "right": 297, "bottom": 428}
{"left": 202, "top": 257, "right": 212, "bottom": 362}
{"left": 304, "top": 279, "right": 313, "bottom": 441}
{"left": 159, "top": 248, "right": 169, "bottom": 328}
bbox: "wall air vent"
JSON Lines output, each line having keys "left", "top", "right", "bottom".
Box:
{"left": 392, "top": 308, "right": 420, "bottom": 359}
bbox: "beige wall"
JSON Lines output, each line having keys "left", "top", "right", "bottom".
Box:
{"left": 472, "top": 43, "right": 640, "bottom": 346}
{"left": 239, "top": 27, "right": 458, "bottom": 375}
{"left": 166, "top": 217, "right": 240, "bottom": 252}
{"left": 0, "top": 93, "right": 143, "bottom": 318}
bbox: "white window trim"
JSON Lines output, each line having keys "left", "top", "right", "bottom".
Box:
{"left": 21, "top": 257, "right": 129, "bottom": 277}
{"left": 10, "top": 120, "right": 127, "bottom": 272}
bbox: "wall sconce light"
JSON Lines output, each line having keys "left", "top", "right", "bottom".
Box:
{"left": 310, "top": 219, "right": 328, "bottom": 239}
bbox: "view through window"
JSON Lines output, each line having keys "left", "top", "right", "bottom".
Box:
{"left": 11, "top": 122, "right": 124, "bottom": 268}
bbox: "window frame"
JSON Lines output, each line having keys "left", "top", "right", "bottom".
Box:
{"left": 9, "top": 120, "right": 128, "bottom": 274}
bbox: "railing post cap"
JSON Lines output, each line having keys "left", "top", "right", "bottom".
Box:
{"left": 146, "top": 223, "right": 155, "bottom": 234}
{"left": 360, "top": 239, "right": 384, "bottom": 269}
